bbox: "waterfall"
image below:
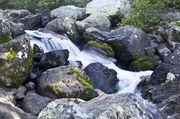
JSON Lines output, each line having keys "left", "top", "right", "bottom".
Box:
{"left": 26, "top": 30, "right": 153, "bottom": 93}
{"left": 26, "top": 30, "right": 161, "bottom": 119}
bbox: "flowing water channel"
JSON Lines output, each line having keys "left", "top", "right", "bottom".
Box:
{"left": 26, "top": 30, "right": 162, "bottom": 119}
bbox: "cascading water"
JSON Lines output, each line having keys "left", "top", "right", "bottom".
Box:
{"left": 25, "top": 30, "right": 161, "bottom": 119}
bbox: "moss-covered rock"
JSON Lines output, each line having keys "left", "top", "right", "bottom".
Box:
{"left": 37, "top": 66, "right": 94, "bottom": 100}
{"left": 0, "top": 34, "right": 33, "bottom": 87}
{"left": 87, "top": 40, "right": 114, "bottom": 56}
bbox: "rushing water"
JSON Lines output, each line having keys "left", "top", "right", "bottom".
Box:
{"left": 26, "top": 30, "right": 161, "bottom": 119}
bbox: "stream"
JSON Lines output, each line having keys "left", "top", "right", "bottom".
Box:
{"left": 26, "top": 30, "right": 161, "bottom": 119}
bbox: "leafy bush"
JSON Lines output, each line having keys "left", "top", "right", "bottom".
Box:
{"left": 1, "top": 0, "right": 91, "bottom": 13}
{"left": 118, "top": 0, "right": 179, "bottom": 28}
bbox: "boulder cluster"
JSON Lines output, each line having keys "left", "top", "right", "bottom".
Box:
{"left": 0, "top": 0, "right": 179, "bottom": 118}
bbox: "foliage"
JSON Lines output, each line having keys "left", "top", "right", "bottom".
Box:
{"left": 1, "top": 0, "right": 91, "bottom": 13}
{"left": 118, "top": 0, "right": 180, "bottom": 28}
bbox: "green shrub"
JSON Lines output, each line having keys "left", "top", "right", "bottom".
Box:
{"left": 118, "top": 0, "right": 179, "bottom": 28}
{"left": 1, "top": 0, "right": 91, "bottom": 13}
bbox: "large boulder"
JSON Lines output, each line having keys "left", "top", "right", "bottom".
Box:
{"left": 4, "top": 9, "right": 32, "bottom": 20}
{"left": 106, "top": 25, "right": 158, "bottom": 70}
{"left": 38, "top": 93, "right": 163, "bottom": 119}
{"left": 47, "top": 5, "right": 86, "bottom": 42}
{"left": 46, "top": 17, "right": 79, "bottom": 42}
{"left": 38, "top": 50, "right": 69, "bottom": 70}
{"left": 85, "top": 63, "right": 119, "bottom": 94}
{"left": 0, "top": 87, "right": 15, "bottom": 103}
{"left": 17, "top": 14, "right": 41, "bottom": 30}
{"left": 76, "top": 12, "right": 111, "bottom": 32}
{"left": 86, "top": 0, "right": 130, "bottom": 18}
{"left": 0, "top": 100, "right": 36, "bottom": 119}
{"left": 50, "top": 5, "right": 86, "bottom": 20}
{"left": 79, "top": 93, "right": 163, "bottom": 119}
{"left": 139, "top": 46, "right": 180, "bottom": 118}
{"left": 37, "top": 66, "right": 94, "bottom": 100}
{"left": 0, "top": 34, "right": 33, "bottom": 87}
{"left": 0, "top": 21, "right": 25, "bottom": 41}
{"left": 37, "top": 99, "right": 90, "bottom": 119}
{"left": 23, "top": 92, "right": 51, "bottom": 115}
{"left": 107, "top": 25, "right": 150, "bottom": 63}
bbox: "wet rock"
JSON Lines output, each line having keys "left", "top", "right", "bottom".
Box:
{"left": 85, "top": 63, "right": 119, "bottom": 94}
{"left": 139, "top": 47, "right": 180, "bottom": 118}
{"left": 0, "top": 34, "right": 33, "bottom": 87}
{"left": 38, "top": 50, "right": 69, "bottom": 70}
{"left": 107, "top": 25, "right": 150, "bottom": 64}
{"left": 23, "top": 92, "right": 51, "bottom": 115}
{"left": 76, "top": 12, "right": 111, "bottom": 32}
{"left": 37, "top": 66, "right": 94, "bottom": 100}
{"left": 0, "top": 100, "right": 36, "bottom": 119}
{"left": 37, "top": 99, "right": 90, "bottom": 119}
{"left": 86, "top": 0, "right": 130, "bottom": 18}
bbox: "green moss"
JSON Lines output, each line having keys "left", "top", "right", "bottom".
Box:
{"left": 7, "top": 50, "right": 17, "bottom": 62}
{"left": 50, "top": 85, "right": 59, "bottom": 96}
{"left": 176, "top": 22, "right": 180, "bottom": 26}
{"left": 87, "top": 40, "right": 114, "bottom": 56}
{"left": 4, "top": 46, "right": 18, "bottom": 62}
{"left": 0, "top": 32, "right": 13, "bottom": 44}
{"left": 131, "top": 56, "right": 158, "bottom": 70}
{"left": 71, "top": 67, "right": 93, "bottom": 90}
{"left": 145, "top": 49, "right": 155, "bottom": 57}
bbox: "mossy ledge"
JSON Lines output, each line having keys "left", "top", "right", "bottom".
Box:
{"left": 87, "top": 40, "right": 114, "bottom": 56}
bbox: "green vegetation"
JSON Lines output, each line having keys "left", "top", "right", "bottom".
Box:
{"left": 50, "top": 85, "right": 59, "bottom": 96}
{"left": 7, "top": 50, "right": 17, "bottom": 62}
{"left": 1, "top": 0, "right": 91, "bottom": 13}
{"left": 0, "top": 32, "right": 13, "bottom": 44}
{"left": 131, "top": 55, "right": 158, "bottom": 70}
{"left": 87, "top": 40, "right": 114, "bottom": 56}
{"left": 176, "top": 22, "right": 180, "bottom": 26}
{"left": 118, "top": 0, "right": 180, "bottom": 28}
